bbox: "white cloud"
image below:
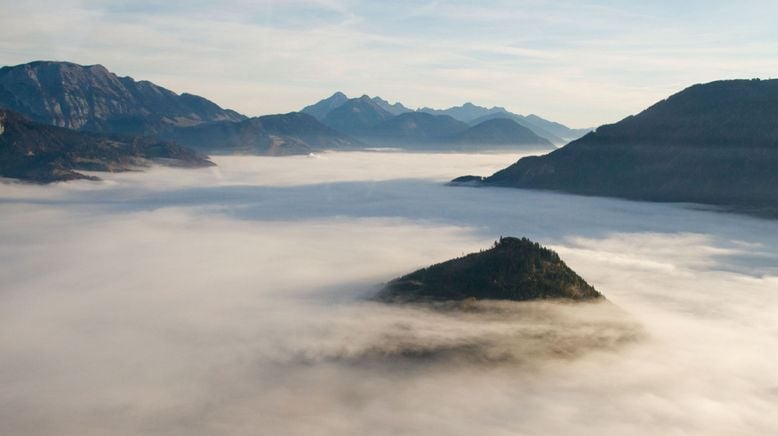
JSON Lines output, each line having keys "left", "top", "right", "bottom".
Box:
{"left": 3, "top": 1, "right": 778, "bottom": 126}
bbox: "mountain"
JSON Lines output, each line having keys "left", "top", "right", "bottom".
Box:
{"left": 468, "top": 112, "right": 593, "bottom": 144}
{"left": 423, "top": 103, "right": 590, "bottom": 144}
{"left": 364, "top": 112, "right": 469, "bottom": 144}
{"left": 377, "top": 237, "right": 603, "bottom": 302}
{"left": 301, "top": 92, "right": 411, "bottom": 121}
{"left": 452, "top": 118, "right": 554, "bottom": 148}
{"left": 301, "top": 91, "right": 348, "bottom": 121}
{"left": 455, "top": 79, "right": 778, "bottom": 214}
{"left": 300, "top": 93, "right": 589, "bottom": 146}
{"left": 523, "top": 114, "right": 592, "bottom": 142}
{"left": 162, "top": 112, "right": 360, "bottom": 155}
{"left": 469, "top": 112, "right": 566, "bottom": 144}
{"left": 419, "top": 102, "right": 508, "bottom": 123}
{"left": 0, "top": 61, "right": 245, "bottom": 136}
{"left": 370, "top": 96, "right": 412, "bottom": 116}
{"left": 321, "top": 95, "right": 395, "bottom": 135}
{"left": 0, "top": 109, "right": 213, "bottom": 183}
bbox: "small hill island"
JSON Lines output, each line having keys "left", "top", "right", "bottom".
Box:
{"left": 378, "top": 237, "right": 603, "bottom": 302}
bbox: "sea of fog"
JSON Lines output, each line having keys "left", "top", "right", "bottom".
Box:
{"left": 1, "top": 151, "right": 777, "bottom": 435}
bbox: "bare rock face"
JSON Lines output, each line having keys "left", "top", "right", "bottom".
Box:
{"left": 0, "top": 61, "right": 245, "bottom": 136}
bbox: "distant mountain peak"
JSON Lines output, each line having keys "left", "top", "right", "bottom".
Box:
{"left": 301, "top": 91, "right": 350, "bottom": 120}
{"left": 320, "top": 95, "right": 394, "bottom": 134}
{"left": 300, "top": 92, "right": 588, "bottom": 145}
{"left": 370, "top": 96, "right": 412, "bottom": 116}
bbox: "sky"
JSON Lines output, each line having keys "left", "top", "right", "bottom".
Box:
{"left": 2, "top": 0, "right": 778, "bottom": 126}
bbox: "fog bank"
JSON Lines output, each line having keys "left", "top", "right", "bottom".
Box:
{"left": 1, "top": 151, "right": 777, "bottom": 435}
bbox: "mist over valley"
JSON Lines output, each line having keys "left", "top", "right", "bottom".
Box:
{"left": 1, "top": 151, "right": 777, "bottom": 435}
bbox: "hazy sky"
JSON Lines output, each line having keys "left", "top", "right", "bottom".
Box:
{"left": 2, "top": 0, "right": 778, "bottom": 126}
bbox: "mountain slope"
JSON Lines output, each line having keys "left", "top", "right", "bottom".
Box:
{"left": 452, "top": 118, "right": 554, "bottom": 148}
{"left": 523, "top": 114, "right": 592, "bottom": 142}
{"left": 378, "top": 237, "right": 603, "bottom": 302}
{"left": 370, "top": 96, "right": 413, "bottom": 115}
{"left": 301, "top": 91, "right": 348, "bottom": 121}
{"left": 462, "top": 79, "right": 778, "bottom": 213}
{"left": 469, "top": 112, "right": 567, "bottom": 144}
{"left": 300, "top": 93, "right": 589, "bottom": 145}
{"left": 0, "top": 61, "right": 245, "bottom": 136}
{"left": 419, "top": 102, "right": 508, "bottom": 123}
{"left": 321, "top": 95, "right": 395, "bottom": 135}
{"left": 427, "top": 104, "right": 589, "bottom": 144}
{"left": 0, "top": 109, "right": 213, "bottom": 183}
{"left": 364, "top": 112, "right": 469, "bottom": 144}
{"left": 162, "top": 112, "right": 360, "bottom": 155}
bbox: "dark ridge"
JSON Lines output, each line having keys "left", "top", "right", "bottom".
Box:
{"left": 0, "top": 109, "right": 213, "bottom": 183}
{"left": 452, "top": 118, "right": 554, "bottom": 148}
{"left": 461, "top": 79, "right": 778, "bottom": 214}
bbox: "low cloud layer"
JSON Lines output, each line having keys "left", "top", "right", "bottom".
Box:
{"left": 1, "top": 151, "right": 777, "bottom": 435}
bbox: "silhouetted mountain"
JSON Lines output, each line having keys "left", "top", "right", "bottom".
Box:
{"left": 469, "top": 112, "right": 566, "bottom": 144}
{"left": 419, "top": 102, "right": 508, "bottom": 123}
{"left": 370, "top": 96, "right": 413, "bottom": 115}
{"left": 378, "top": 237, "right": 603, "bottom": 302}
{"left": 356, "top": 113, "right": 554, "bottom": 149}
{"left": 301, "top": 92, "right": 411, "bottom": 121}
{"left": 301, "top": 91, "right": 348, "bottom": 121}
{"left": 423, "top": 103, "right": 589, "bottom": 144}
{"left": 301, "top": 93, "right": 588, "bottom": 147}
{"left": 364, "top": 112, "right": 469, "bottom": 144}
{"left": 321, "top": 95, "right": 395, "bottom": 135}
{"left": 0, "top": 109, "right": 213, "bottom": 183}
{"left": 0, "top": 61, "right": 245, "bottom": 136}
{"left": 458, "top": 79, "right": 778, "bottom": 214}
{"left": 453, "top": 118, "right": 554, "bottom": 148}
{"left": 523, "top": 114, "right": 592, "bottom": 142}
{"left": 162, "top": 112, "right": 360, "bottom": 156}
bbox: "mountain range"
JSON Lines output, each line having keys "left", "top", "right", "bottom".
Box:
{"left": 453, "top": 79, "right": 778, "bottom": 215}
{"left": 303, "top": 92, "right": 590, "bottom": 146}
{"left": 0, "top": 60, "right": 567, "bottom": 184}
